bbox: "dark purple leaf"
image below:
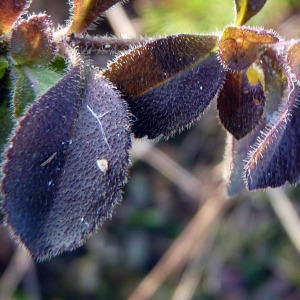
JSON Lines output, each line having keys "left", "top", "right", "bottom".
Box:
{"left": 1, "top": 66, "right": 131, "bottom": 260}
{"left": 245, "top": 83, "right": 300, "bottom": 189}
{"left": 217, "top": 70, "right": 265, "bottom": 139}
{"left": 104, "top": 34, "right": 225, "bottom": 138}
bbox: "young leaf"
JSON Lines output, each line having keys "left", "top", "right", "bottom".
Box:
{"left": 104, "top": 34, "right": 225, "bottom": 138}
{"left": 1, "top": 66, "right": 131, "bottom": 260}
{"left": 245, "top": 83, "right": 300, "bottom": 189}
{"left": 234, "top": 0, "right": 268, "bottom": 26}
{"left": 69, "top": 0, "right": 122, "bottom": 34}
{"left": 0, "top": 0, "right": 30, "bottom": 35}
{"left": 217, "top": 69, "right": 265, "bottom": 139}
{"left": 218, "top": 26, "right": 279, "bottom": 71}
{"left": 11, "top": 14, "right": 56, "bottom": 65}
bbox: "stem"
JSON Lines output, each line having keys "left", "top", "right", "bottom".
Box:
{"left": 66, "top": 34, "right": 149, "bottom": 53}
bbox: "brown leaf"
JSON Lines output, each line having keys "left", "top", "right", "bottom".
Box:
{"left": 218, "top": 26, "right": 279, "bottom": 71}
{"left": 11, "top": 14, "right": 56, "bottom": 65}
{"left": 69, "top": 0, "right": 122, "bottom": 34}
{"left": 0, "top": 0, "right": 30, "bottom": 35}
{"left": 104, "top": 34, "right": 225, "bottom": 138}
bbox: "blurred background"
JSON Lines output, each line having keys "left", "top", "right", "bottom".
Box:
{"left": 2, "top": 0, "right": 300, "bottom": 299}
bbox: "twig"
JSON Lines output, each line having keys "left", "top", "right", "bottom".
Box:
{"left": 267, "top": 187, "right": 300, "bottom": 254}
{"left": 0, "top": 247, "right": 37, "bottom": 300}
{"left": 67, "top": 35, "right": 146, "bottom": 53}
{"left": 171, "top": 219, "right": 220, "bottom": 300}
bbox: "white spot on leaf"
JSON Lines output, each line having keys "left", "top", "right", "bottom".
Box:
{"left": 97, "top": 159, "right": 109, "bottom": 174}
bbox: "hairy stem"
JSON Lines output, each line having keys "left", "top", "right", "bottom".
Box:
{"left": 66, "top": 34, "right": 149, "bottom": 53}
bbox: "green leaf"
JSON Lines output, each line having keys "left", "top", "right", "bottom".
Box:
{"left": 218, "top": 26, "right": 279, "bottom": 71}
{"left": 12, "top": 67, "right": 35, "bottom": 118}
{"left": 0, "top": 56, "right": 8, "bottom": 79}
{"left": 0, "top": 73, "right": 14, "bottom": 159}
{"left": 234, "top": 0, "right": 268, "bottom": 26}
{"left": 20, "top": 66, "right": 63, "bottom": 98}
{"left": 12, "top": 66, "right": 63, "bottom": 117}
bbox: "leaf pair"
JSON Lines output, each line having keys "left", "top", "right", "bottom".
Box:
{"left": 1, "top": 61, "right": 131, "bottom": 260}
{"left": 244, "top": 60, "right": 300, "bottom": 190}
{"left": 104, "top": 27, "right": 277, "bottom": 141}
{"left": 228, "top": 44, "right": 300, "bottom": 192}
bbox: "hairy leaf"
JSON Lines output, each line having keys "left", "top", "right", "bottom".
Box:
{"left": 104, "top": 34, "right": 225, "bottom": 138}
{"left": 0, "top": 0, "right": 30, "bottom": 35}
{"left": 0, "top": 56, "right": 8, "bottom": 79}
{"left": 218, "top": 26, "right": 279, "bottom": 71}
{"left": 234, "top": 0, "right": 268, "bottom": 26}
{"left": 12, "top": 66, "right": 63, "bottom": 117}
{"left": 225, "top": 121, "right": 265, "bottom": 196}
{"left": 1, "top": 66, "right": 131, "bottom": 260}
{"left": 12, "top": 67, "right": 35, "bottom": 118}
{"left": 69, "top": 0, "right": 122, "bottom": 34}
{"left": 245, "top": 83, "right": 300, "bottom": 189}
{"left": 217, "top": 69, "right": 265, "bottom": 139}
{"left": 11, "top": 14, "right": 55, "bottom": 65}
{"left": 0, "top": 72, "right": 14, "bottom": 160}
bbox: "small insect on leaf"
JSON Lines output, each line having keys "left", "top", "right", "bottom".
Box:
{"left": 69, "top": 0, "right": 123, "bottom": 34}
{"left": 11, "top": 14, "right": 56, "bottom": 65}
{"left": 217, "top": 67, "right": 265, "bottom": 139}
{"left": 0, "top": 0, "right": 30, "bottom": 35}
{"left": 1, "top": 65, "right": 131, "bottom": 260}
{"left": 287, "top": 41, "right": 300, "bottom": 83}
{"left": 218, "top": 26, "right": 279, "bottom": 71}
{"left": 234, "top": 0, "right": 268, "bottom": 26}
{"left": 104, "top": 34, "right": 225, "bottom": 138}
{"left": 245, "top": 84, "right": 300, "bottom": 189}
